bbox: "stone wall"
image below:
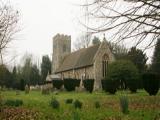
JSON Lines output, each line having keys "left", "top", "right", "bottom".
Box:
{"left": 93, "top": 41, "right": 115, "bottom": 90}
{"left": 59, "top": 66, "right": 94, "bottom": 89}
{"left": 61, "top": 66, "right": 94, "bottom": 80}
{"left": 52, "top": 34, "right": 71, "bottom": 74}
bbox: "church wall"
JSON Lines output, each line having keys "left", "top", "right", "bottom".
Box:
{"left": 61, "top": 66, "right": 94, "bottom": 80}
{"left": 93, "top": 41, "right": 115, "bottom": 90}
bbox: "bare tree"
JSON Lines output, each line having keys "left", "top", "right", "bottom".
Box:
{"left": 73, "top": 33, "right": 92, "bottom": 51}
{"left": 84, "top": 0, "right": 160, "bottom": 49}
{"left": 0, "top": 1, "right": 19, "bottom": 64}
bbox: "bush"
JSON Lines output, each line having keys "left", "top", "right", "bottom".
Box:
{"left": 73, "top": 100, "right": 82, "bottom": 109}
{"left": 64, "top": 78, "right": 80, "bottom": 91}
{"left": 4, "top": 99, "right": 23, "bottom": 107}
{"left": 101, "top": 78, "right": 118, "bottom": 94}
{"left": 75, "top": 79, "right": 81, "bottom": 87}
{"left": 52, "top": 79, "right": 63, "bottom": 89}
{"left": 20, "top": 79, "right": 25, "bottom": 91}
{"left": 65, "top": 98, "right": 73, "bottom": 104}
{"left": 95, "top": 101, "right": 100, "bottom": 108}
{"left": 137, "top": 75, "right": 143, "bottom": 89}
{"left": 0, "top": 65, "right": 13, "bottom": 88}
{"left": 142, "top": 72, "right": 159, "bottom": 95}
{"left": 119, "top": 96, "right": 129, "bottom": 114}
{"left": 83, "top": 79, "right": 94, "bottom": 93}
{"left": 107, "top": 60, "right": 139, "bottom": 90}
{"left": 126, "top": 79, "right": 138, "bottom": 93}
{"left": 50, "top": 98, "right": 60, "bottom": 109}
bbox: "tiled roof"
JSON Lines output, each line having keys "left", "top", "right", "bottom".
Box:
{"left": 55, "top": 44, "right": 100, "bottom": 73}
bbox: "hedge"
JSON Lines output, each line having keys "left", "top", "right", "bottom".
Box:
{"left": 83, "top": 79, "right": 94, "bottom": 93}
{"left": 101, "top": 78, "right": 118, "bottom": 94}
{"left": 75, "top": 79, "right": 81, "bottom": 87}
{"left": 126, "top": 79, "right": 138, "bottom": 93}
{"left": 63, "top": 78, "right": 80, "bottom": 91}
{"left": 52, "top": 79, "right": 63, "bottom": 89}
{"left": 142, "top": 72, "right": 159, "bottom": 96}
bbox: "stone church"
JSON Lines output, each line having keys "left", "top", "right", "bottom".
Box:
{"left": 50, "top": 34, "right": 115, "bottom": 90}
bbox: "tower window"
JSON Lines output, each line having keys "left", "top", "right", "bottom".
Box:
{"left": 102, "top": 54, "right": 109, "bottom": 78}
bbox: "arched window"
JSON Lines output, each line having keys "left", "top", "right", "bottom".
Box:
{"left": 102, "top": 54, "right": 109, "bottom": 78}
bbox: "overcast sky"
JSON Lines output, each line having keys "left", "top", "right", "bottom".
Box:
{"left": 4, "top": 0, "right": 153, "bottom": 65}
{"left": 7, "top": 0, "right": 87, "bottom": 64}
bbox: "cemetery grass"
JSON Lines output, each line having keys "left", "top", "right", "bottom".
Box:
{"left": 1, "top": 90, "right": 160, "bottom": 120}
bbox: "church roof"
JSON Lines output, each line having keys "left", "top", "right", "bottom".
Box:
{"left": 55, "top": 44, "right": 100, "bottom": 73}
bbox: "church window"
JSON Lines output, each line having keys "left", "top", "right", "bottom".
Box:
{"left": 102, "top": 54, "right": 109, "bottom": 78}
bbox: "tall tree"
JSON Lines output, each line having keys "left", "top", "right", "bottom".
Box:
{"left": 0, "top": 2, "right": 19, "bottom": 63}
{"left": 151, "top": 38, "right": 160, "bottom": 74}
{"left": 21, "top": 55, "right": 41, "bottom": 86}
{"left": 21, "top": 56, "right": 32, "bottom": 85}
{"left": 92, "top": 36, "right": 101, "bottom": 45}
{"left": 16, "top": 65, "right": 23, "bottom": 89}
{"left": 41, "top": 55, "right": 51, "bottom": 84}
{"left": 73, "top": 33, "right": 92, "bottom": 50}
{"left": 108, "top": 42, "right": 128, "bottom": 60}
{"left": 12, "top": 66, "right": 17, "bottom": 80}
{"left": 92, "top": 36, "right": 128, "bottom": 59}
{"left": 30, "top": 64, "right": 40, "bottom": 85}
{"left": 85, "top": 0, "right": 160, "bottom": 49}
{"left": 0, "top": 64, "right": 13, "bottom": 88}
{"left": 127, "top": 47, "right": 148, "bottom": 73}
{"left": 12, "top": 66, "right": 18, "bottom": 89}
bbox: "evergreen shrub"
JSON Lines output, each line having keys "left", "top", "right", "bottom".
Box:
{"left": 83, "top": 79, "right": 94, "bottom": 93}
{"left": 52, "top": 79, "right": 63, "bottom": 89}
{"left": 107, "top": 60, "right": 139, "bottom": 91}
{"left": 20, "top": 79, "right": 25, "bottom": 91}
{"left": 126, "top": 79, "right": 138, "bottom": 93}
{"left": 101, "top": 78, "right": 118, "bottom": 94}
{"left": 50, "top": 97, "right": 60, "bottom": 109}
{"left": 95, "top": 101, "right": 100, "bottom": 108}
{"left": 73, "top": 100, "right": 82, "bottom": 109}
{"left": 75, "top": 79, "right": 81, "bottom": 87}
{"left": 65, "top": 98, "right": 73, "bottom": 104}
{"left": 64, "top": 78, "right": 80, "bottom": 91}
{"left": 142, "top": 72, "right": 159, "bottom": 95}
{"left": 137, "top": 75, "right": 143, "bottom": 89}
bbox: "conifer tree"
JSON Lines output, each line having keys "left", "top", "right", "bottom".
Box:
{"left": 41, "top": 55, "right": 51, "bottom": 84}
{"left": 127, "top": 47, "right": 148, "bottom": 73}
{"left": 151, "top": 38, "right": 160, "bottom": 74}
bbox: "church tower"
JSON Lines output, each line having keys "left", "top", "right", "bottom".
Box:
{"left": 52, "top": 34, "right": 71, "bottom": 74}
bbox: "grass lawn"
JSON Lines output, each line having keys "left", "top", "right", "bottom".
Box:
{"left": 1, "top": 90, "right": 160, "bottom": 120}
